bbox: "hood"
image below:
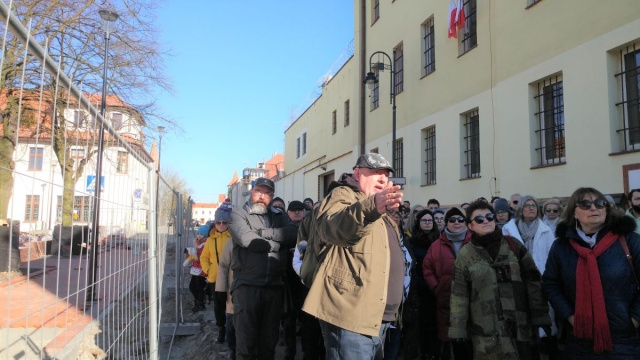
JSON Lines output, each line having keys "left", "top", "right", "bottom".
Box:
{"left": 555, "top": 213, "right": 637, "bottom": 240}
{"left": 326, "top": 173, "right": 362, "bottom": 194}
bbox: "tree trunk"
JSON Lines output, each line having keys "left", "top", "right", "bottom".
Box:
{"left": 0, "top": 95, "right": 19, "bottom": 220}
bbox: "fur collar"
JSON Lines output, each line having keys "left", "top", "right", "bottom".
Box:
{"left": 555, "top": 213, "right": 637, "bottom": 240}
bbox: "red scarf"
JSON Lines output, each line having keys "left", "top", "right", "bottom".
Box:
{"left": 569, "top": 231, "right": 619, "bottom": 353}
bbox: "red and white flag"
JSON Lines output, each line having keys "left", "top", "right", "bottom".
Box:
{"left": 448, "top": 0, "right": 466, "bottom": 39}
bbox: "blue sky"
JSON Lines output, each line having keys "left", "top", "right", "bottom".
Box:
{"left": 155, "top": 1, "right": 354, "bottom": 202}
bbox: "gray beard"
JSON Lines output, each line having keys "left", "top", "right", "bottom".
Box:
{"left": 249, "top": 203, "right": 268, "bottom": 215}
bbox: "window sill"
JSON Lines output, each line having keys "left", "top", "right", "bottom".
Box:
{"left": 609, "top": 149, "right": 640, "bottom": 156}
{"left": 420, "top": 183, "right": 437, "bottom": 187}
{"left": 530, "top": 162, "right": 566, "bottom": 170}
{"left": 459, "top": 176, "right": 481, "bottom": 181}
{"left": 458, "top": 44, "right": 478, "bottom": 58}
{"left": 525, "top": 0, "right": 543, "bottom": 10}
{"left": 420, "top": 70, "right": 435, "bottom": 80}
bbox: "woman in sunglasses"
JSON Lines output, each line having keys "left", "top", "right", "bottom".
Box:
{"left": 423, "top": 207, "right": 473, "bottom": 359}
{"left": 449, "top": 200, "right": 551, "bottom": 359}
{"left": 543, "top": 187, "right": 640, "bottom": 358}
{"left": 502, "top": 195, "right": 559, "bottom": 357}
{"left": 542, "top": 198, "right": 563, "bottom": 233}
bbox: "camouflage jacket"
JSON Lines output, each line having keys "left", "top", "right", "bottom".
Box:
{"left": 449, "top": 236, "right": 550, "bottom": 359}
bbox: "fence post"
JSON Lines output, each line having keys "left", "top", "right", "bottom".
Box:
{"left": 148, "top": 169, "right": 159, "bottom": 360}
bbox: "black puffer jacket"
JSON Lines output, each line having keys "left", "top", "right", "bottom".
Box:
{"left": 229, "top": 203, "right": 297, "bottom": 290}
{"left": 542, "top": 215, "right": 640, "bottom": 351}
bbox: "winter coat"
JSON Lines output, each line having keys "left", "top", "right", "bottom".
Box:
{"left": 542, "top": 215, "right": 640, "bottom": 357}
{"left": 502, "top": 218, "right": 556, "bottom": 273}
{"left": 422, "top": 230, "right": 472, "bottom": 340}
{"left": 625, "top": 208, "right": 640, "bottom": 235}
{"left": 302, "top": 173, "right": 401, "bottom": 337}
{"left": 200, "top": 229, "right": 231, "bottom": 283}
{"left": 502, "top": 218, "right": 558, "bottom": 336}
{"left": 186, "top": 241, "right": 207, "bottom": 277}
{"left": 228, "top": 201, "right": 298, "bottom": 290}
{"left": 215, "top": 238, "right": 234, "bottom": 314}
{"left": 449, "top": 235, "right": 551, "bottom": 359}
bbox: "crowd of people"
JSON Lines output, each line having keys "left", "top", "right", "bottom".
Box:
{"left": 184, "top": 153, "right": 640, "bottom": 360}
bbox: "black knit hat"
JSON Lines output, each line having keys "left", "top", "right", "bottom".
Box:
{"left": 444, "top": 207, "right": 465, "bottom": 224}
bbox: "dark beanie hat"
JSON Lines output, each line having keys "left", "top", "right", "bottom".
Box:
{"left": 444, "top": 207, "right": 465, "bottom": 224}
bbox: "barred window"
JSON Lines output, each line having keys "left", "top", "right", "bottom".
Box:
{"left": 332, "top": 110, "right": 337, "bottom": 135}
{"left": 117, "top": 151, "right": 128, "bottom": 174}
{"left": 302, "top": 132, "right": 307, "bottom": 155}
{"left": 28, "top": 147, "right": 44, "bottom": 171}
{"left": 344, "top": 100, "right": 350, "bottom": 127}
{"left": 460, "top": 0, "right": 477, "bottom": 55}
{"left": 24, "top": 195, "right": 40, "bottom": 222}
{"left": 423, "top": 126, "right": 436, "bottom": 185}
{"left": 463, "top": 109, "right": 480, "bottom": 178}
{"left": 395, "top": 138, "right": 403, "bottom": 177}
{"left": 616, "top": 44, "right": 640, "bottom": 151}
{"left": 296, "top": 137, "right": 301, "bottom": 158}
{"left": 422, "top": 17, "right": 435, "bottom": 77}
{"left": 371, "top": 74, "right": 380, "bottom": 110}
{"left": 372, "top": 0, "right": 379, "bottom": 23}
{"left": 393, "top": 43, "right": 404, "bottom": 95}
{"left": 534, "top": 75, "right": 565, "bottom": 165}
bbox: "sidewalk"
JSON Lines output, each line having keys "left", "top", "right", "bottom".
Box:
{"left": 0, "top": 245, "right": 148, "bottom": 358}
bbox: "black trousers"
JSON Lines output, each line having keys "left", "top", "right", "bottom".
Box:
{"left": 212, "top": 288, "right": 227, "bottom": 328}
{"left": 189, "top": 276, "right": 207, "bottom": 303}
{"left": 233, "top": 285, "right": 283, "bottom": 360}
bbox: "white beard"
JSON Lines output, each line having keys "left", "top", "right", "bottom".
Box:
{"left": 249, "top": 202, "right": 268, "bottom": 214}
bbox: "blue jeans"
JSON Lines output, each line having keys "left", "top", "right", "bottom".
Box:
{"left": 319, "top": 319, "right": 390, "bottom": 360}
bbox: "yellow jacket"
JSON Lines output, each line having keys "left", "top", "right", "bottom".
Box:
{"left": 200, "top": 229, "right": 231, "bottom": 283}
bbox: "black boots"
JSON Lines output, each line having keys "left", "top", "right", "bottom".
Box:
{"left": 192, "top": 300, "right": 206, "bottom": 313}
{"left": 216, "top": 326, "right": 226, "bottom": 343}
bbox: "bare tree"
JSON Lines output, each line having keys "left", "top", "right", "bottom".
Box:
{"left": 0, "top": 0, "right": 172, "bottom": 222}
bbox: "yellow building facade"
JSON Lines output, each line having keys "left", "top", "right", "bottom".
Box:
{"left": 281, "top": 0, "right": 640, "bottom": 206}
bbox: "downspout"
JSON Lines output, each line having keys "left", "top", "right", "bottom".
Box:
{"left": 359, "top": 0, "right": 367, "bottom": 156}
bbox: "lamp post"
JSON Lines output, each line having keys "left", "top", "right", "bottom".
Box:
{"left": 364, "top": 51, "right": 397, "bottom": 174}
{"left": 156, "top": 126, "right": 165, "bottom": 233}
{"left": 87, "top": 8, "right": 119, "bottom": 302}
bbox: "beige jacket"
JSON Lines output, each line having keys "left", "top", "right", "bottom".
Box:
{"left": 302, "top": 177, "right": 397, "bottom": 337}
{"left": 215, "top": 239, "right": 234, "bottom": 314}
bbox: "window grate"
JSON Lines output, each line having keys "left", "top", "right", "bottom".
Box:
{"left": 393, "top": 43, "right": 404, "bottom": 95}
{"left": 344, "top": 100, "right": 350, "bottom": 127}
{"left": 460, "top": 0, "right": 477, "bottom": 55}
{"left": 615, "top": 44, "right": 640, "bottom": 151}
{"left": 422, "top": 18, "right": 435, "bottom": 76}
{"left": 332, "top": 110, "right": 337, "bottom": 134}
{"left": 395, "top": 138, "right": 403, "bottom": 177}
{"left": 371, "top": 74, "right": 380, "bottom": 110}
{"left": 424, "top": 126, "right": 436, "bottom": 185}
{"left": 534, "top": 75, "right": 565, "bottom": 165}
{"left": 463, "top": 110, "right": 480, "bottom": 178}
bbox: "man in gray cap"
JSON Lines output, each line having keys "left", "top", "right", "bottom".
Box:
{"left": 302, "top": 153, "right": 404, "bottom": 359}
{"left": 228, "top": 177, "right": 298, "bottom": 359}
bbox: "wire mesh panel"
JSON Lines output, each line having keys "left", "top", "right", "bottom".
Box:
{"left": 0, "top": 2, "right": 169, "bottom": 359}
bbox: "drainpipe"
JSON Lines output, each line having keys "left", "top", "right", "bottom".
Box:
{"left": 359, "top": 0, "right": 367, "bottom": 156}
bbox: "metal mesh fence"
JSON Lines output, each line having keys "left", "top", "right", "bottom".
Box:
{"left": 0, "top": 2, "right": 175, "bottom": 359}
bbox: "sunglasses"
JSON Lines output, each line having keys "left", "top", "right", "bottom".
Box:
{"left": 471, "top": 213, "right": 496, "bottom": 224}
{"left": 215, "top": 221, "right": 228, "bottom": 225}
{"left": 448, "top": 216, "right": 466, "bottom": 224}
{"left": 545, "top": 209, "right": 559, "bottom": 213}
{"left": 512, "top": 200, "right": 519, "bottom": 205}
{"left": 576, "top": 199, "right": 607, "bottom": 210}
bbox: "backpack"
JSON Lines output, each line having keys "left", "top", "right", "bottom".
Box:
{"left": 298, "top": 206, "right": 331, "bottom": 287}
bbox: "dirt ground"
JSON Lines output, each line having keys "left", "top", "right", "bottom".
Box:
{"left": 158, "top": 243, "right": 302, "bottom": 360}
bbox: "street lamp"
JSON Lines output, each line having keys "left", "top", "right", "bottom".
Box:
{"left": 156, "top": 126, "right": 165, "bottom": 232}
{"left": 88, "top": 8, "right": 119, "bottom": 302}
{"left": 365, "top": 51, "right": 397, "bottom": 174}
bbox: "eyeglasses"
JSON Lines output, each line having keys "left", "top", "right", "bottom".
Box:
{"left": 420, "top": 219, "right": 433, "bottom": 224}
{"left": 576, "top": 199, "right": 607, "bottom": 210}
{"left": 253, "top": 188, "right": 273, "bottom": 196}
{"left": 215, "top": 221, "right": 228, "bottom": 225}
{"left": 522, "top": 204, "right": 537, "bottom": 209}
{"left": 448, "top": 216, "right": 466, "bottom": 224}
{"left": 471, "top": 213, "right": 496, "bottom": 224}
{"left": 434, "top": 217, "right": 444, "bottom": 222}
{"left": 496, "top": 210, "right": 508, "bottom": 215}
{"left": 545, "top": 209, "right": 559, "bottom": 213}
